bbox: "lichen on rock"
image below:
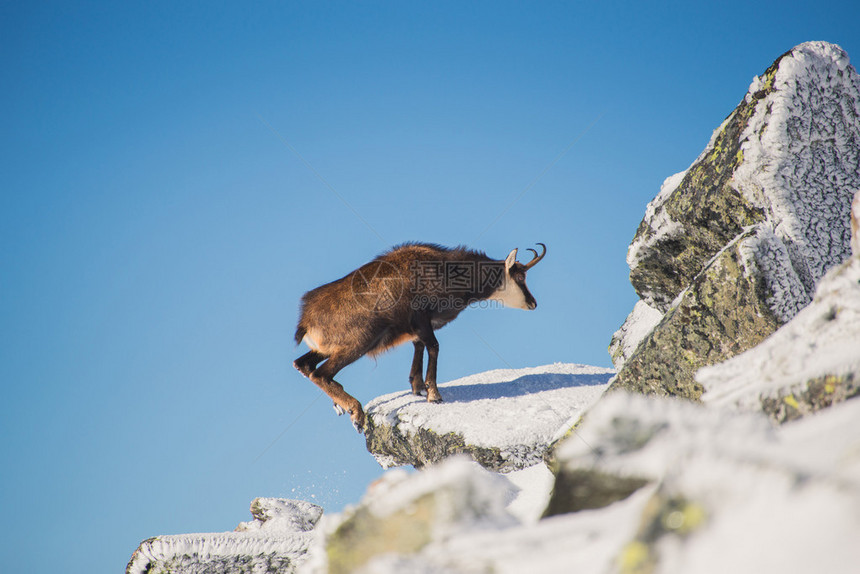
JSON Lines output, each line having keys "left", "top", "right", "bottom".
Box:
{"left": 611, "top": 226, "right": 783, "bottom": 399}
{"left": 615, "top": 491, "right": 708, "bottom": 574}
{"left": 759, "top": 372, "right": 859, "bottom": 424}
{"left": 365, "top": 415, "right": 507, "bottom": 471}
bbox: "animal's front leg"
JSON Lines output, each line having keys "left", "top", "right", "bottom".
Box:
{"left": 416, "top": 320, "right": 442, "bottom": 403}
{"left": 424, "top": 343, "right": 442, "bottom": 403}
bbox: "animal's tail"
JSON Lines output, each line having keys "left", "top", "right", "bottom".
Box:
{"left": 294, "top": 324, "right": 307, "bottom": 346}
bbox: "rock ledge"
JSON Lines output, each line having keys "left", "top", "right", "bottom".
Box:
{"left": 364, "top": 363, "right": 613, "bottom": 472}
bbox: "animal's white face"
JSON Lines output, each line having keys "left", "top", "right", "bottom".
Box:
{"left": 489, "top": 249, "right": 538, "bottom": 310}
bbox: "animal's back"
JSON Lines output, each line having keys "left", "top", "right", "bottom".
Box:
{"left": 295, "top": 243, "right": 490, "bottom": 354}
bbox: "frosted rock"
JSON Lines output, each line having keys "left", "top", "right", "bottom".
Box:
{"left": 126, "top": 499, "right": 322, "bottom": 574}
{"left": 736, "top": 224, "right": 809, "bottom": 322}
{"left": 613, "top": 42, "right": 860, "bottom": 398}
{"left": 629, "top": 42, "right": 860, "bottom": 313}
{"left": 733, "top": 42, "right": 860, "bottom": 295}
{"left": 235, "top": 498, "right": 323, "bottom": 533}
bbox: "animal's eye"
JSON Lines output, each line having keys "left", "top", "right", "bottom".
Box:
{"left": 515, "top": 273, "right": 525, "bottom": 282}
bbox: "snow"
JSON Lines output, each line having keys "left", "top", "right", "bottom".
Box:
{"left": 126, "top": 498, "right": 322, "bottom": 574}
{"left": 698, "top": 252, "right": 860, "bottom": 411}
{"left": 500, "top": 463, "right": 556, "bottom": 524}
{"left": 365, "top": 363, "right": 614, "bottom": 470}
{"left": 609, "top": 300, "right": 664, "bottom": 369}
{"left": 733, "top": 41, "right": 860, "bottom": 303}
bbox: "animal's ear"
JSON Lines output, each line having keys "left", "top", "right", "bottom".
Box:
{"left": 505, "top": 248, "right": 518, "bottom": 270}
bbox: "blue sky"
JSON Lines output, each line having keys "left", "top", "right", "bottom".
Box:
{"left": 1, "top": 1, "right": 858, "bottom": 572}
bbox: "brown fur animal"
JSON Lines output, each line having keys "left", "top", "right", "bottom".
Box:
{"left": 293, "top": 242, "right": 546, "bottom": 432}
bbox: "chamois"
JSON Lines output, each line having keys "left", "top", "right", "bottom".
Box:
{"left": 293, "top": 242, "right": 546, "bottom": 432}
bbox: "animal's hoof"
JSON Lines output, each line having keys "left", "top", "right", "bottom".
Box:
{"left": 350, "top": 409, "right": 366, "bottom": 434}
{"left": 333, "top": 403, "right": 346, "bottom": 416}
{"left": 428, "top": 395, "right": 443, "bottom": 403}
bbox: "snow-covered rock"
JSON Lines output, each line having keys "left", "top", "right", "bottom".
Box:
{"left": 612, "top": 42, "right": 860, "bottom": 398}
{"left": 301, "top": 455, "right": 654, "bottom": 574}
{"left": 330, "top": 489, "right": 656, "bottom": 574}
{"left": 698, "top": 194, "right": 860, "bottom": 422}
{"left": 548, "top": 392, "right": 860, "bottom": 574}
{"left": 363, "top": 363, "right": 613, "bottom": 472}
{"left": 306, "top": 456, "right": 518, "bottom": 574}
{"left": 126, "top": 498, "right": 322, "bottom": 574}
{"left": 308, "top": 391, "right": 860, "bottom": 574}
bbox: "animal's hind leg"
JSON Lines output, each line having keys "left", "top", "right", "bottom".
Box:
{"left": 294, "top": 350, "right": 326, "bottom": 377}
{"left": 409, "top": 341, "right": 427, "bottom": 396}
{"left": 295, "top": 351, "right": 344, "bottom": 415}
{"left": 309, "top": 352, "right": 366, "bottom": 433}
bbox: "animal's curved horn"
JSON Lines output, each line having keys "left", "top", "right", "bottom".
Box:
{"left": 523, "top": 243, "right": 546, "bottom": 270}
